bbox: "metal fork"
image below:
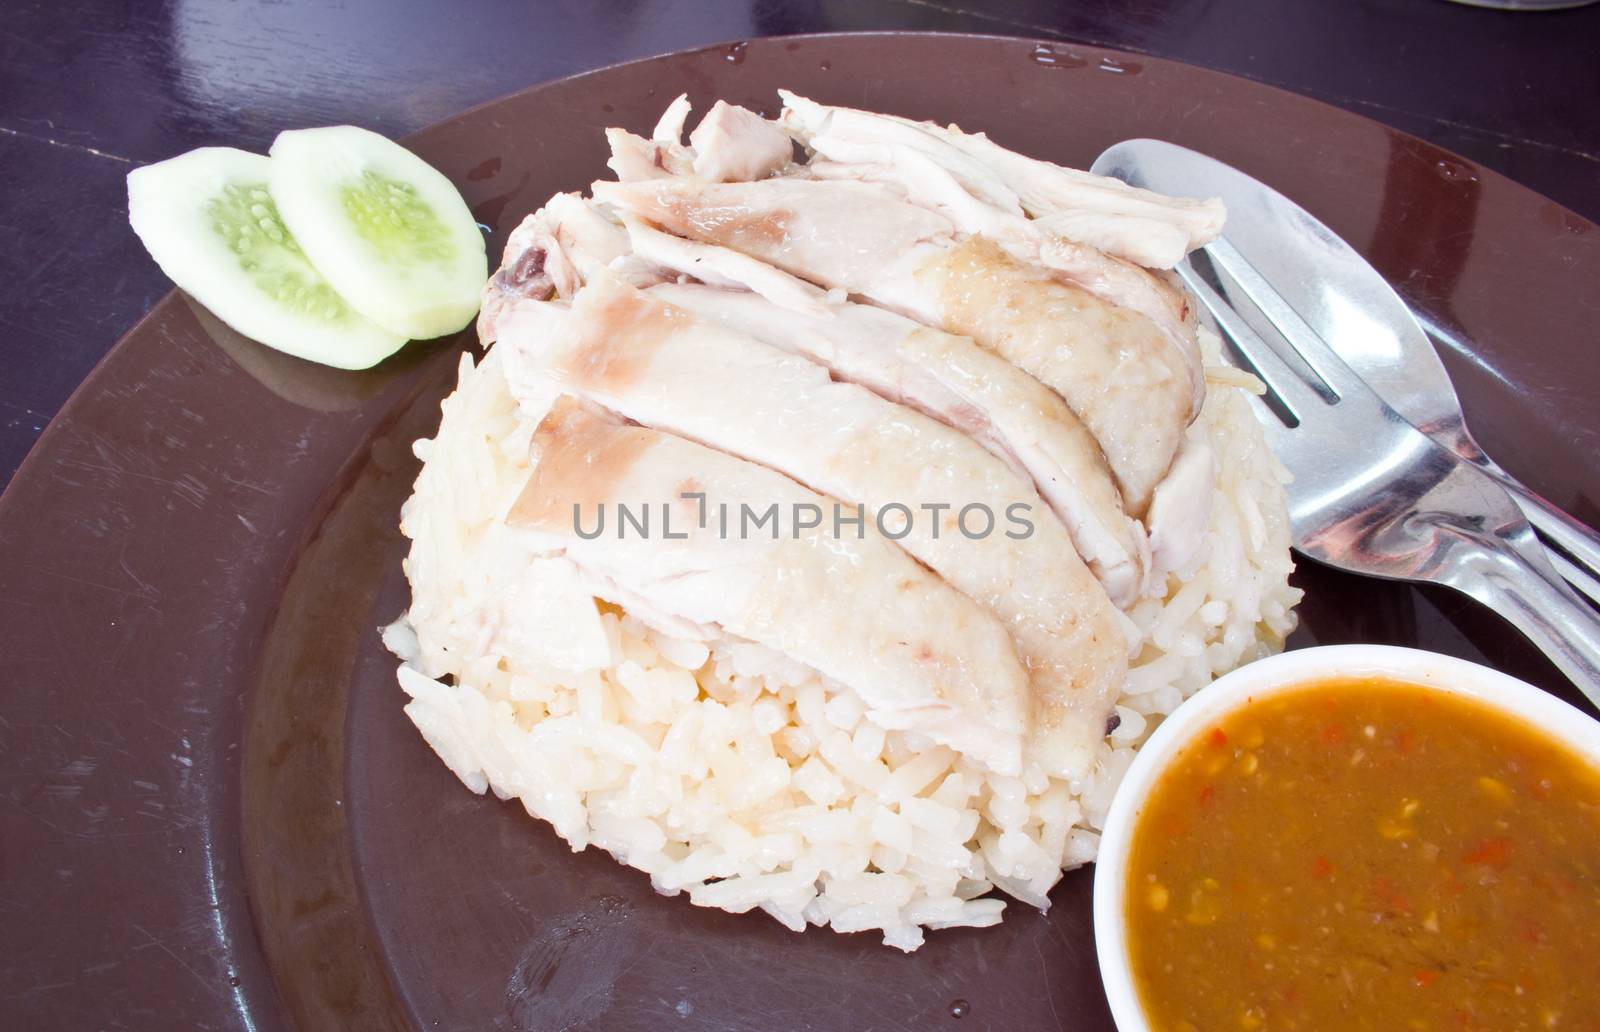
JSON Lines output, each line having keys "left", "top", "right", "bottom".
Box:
{"left": 1180, "top": 240, "right": 1600, "bottom": 707}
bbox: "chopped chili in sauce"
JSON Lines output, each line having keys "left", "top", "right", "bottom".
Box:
{"left": 1125, "top": 677, "right": 1600, "bottom": 1031}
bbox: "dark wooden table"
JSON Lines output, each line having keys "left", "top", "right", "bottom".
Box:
{"left": 1, "top": 0, "right": 1595, "bottom": 484}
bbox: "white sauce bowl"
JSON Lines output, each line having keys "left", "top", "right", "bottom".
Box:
{"left": 1092, "top": 644, "right": 1600, "bottom": 1031}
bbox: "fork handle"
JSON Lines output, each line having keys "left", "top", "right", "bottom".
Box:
{"left": 1549, "top": 549, "right": 1600, "bottom": 612}
{"left": 1455, "top": 544, "right": 1600, "bottom": 711}
{"left": 1498, "top": 478, "right": 1600, "bottom": 606}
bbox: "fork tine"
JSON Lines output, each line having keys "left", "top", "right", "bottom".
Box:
{"left": 1241, "top": 388, "right": 1301, "bottom": 462}
{"left": 1204, "top": 237, "right": 1367, "bottom": 401}
{"left": 1179, "top": 265, "right": 1329, "bottom": 424}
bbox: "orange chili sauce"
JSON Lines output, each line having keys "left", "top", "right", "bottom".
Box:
{"left": 1125, "top": 677, "right": 1600, "bottom": 1031}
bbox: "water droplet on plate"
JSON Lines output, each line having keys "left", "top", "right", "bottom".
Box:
{"left": 1029, "top": 44, "right": 1086, "bottom": 69}
{"left": 228, "top": 976, "right": 241, "bottom": 988}
{"left": 819, "top": 59, "right": 832, "bottom": 71}
{"left": 725, "top": 41, "right": 749, "bottom": 64}
{"left": 1539, "top": 201, "right": 1590, "bottom": 235}
{"left": 1435, "top": 159, "right": 1476, "bottom": 183}
{"left": 1097, "top": 56, "right": 1142, "bottom": 75}
{"left": 466, "top": 156, "right": 501, "bottom": 182}
{"left": 949, "top": 999, "right": 971, "bottom": 1018}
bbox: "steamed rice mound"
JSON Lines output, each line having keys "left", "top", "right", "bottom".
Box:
{"left": 385, "top": 332, "right": 1300, "bottom": 952}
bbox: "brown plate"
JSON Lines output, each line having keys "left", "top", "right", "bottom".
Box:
{"left": 2, "top": 32, "right": 1597, "bottom": 1031}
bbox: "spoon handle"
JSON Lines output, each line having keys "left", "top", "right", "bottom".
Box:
{"left": 1549, "top": 549, "right": 1600, "bottom": 610}
{"left": 1499, "top": 479, "right": 1600, "bottom": 606}
{"left": 1454, "top": 543, "right": 1600, "bottom": 711}
{"left": 1441, "top": 418, "right": 1600, "bottom": 606}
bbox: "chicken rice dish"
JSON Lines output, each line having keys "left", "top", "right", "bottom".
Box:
{"left": 382, "top": 92, "right": 1301, "bottom": 951}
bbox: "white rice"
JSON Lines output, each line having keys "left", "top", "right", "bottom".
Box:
{"left": 385, "top": 330, "right": 1300, "bottom": 952}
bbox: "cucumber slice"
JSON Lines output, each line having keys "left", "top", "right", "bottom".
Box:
{"left": 127, "top": 147, "right": 408, "bottom": 370}
{"left": 268, "top": 127, "right": 487, "bottom": 340}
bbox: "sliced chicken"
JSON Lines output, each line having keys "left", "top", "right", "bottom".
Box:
{"left": 645, "top": 279, "right": 1151, "bottom": 605}
{"left": 480, "top": 194, "right": 661, "bottom": 342}
{"left": 917, "top": 236, "right": 1194, "bottom": 516}
{"left": 651, "top": 93, "right": 693, "bottom": 144}
{"left": 778, "top": 91, "right": 1225, "bottom": 269}
{"left": 592, "top": 176, "right": 1194, "bottom": 515}
{"left": 498, "top": 274, "right": 1129, "bottom": 776}
{"left": 607, "top": 95, "right": 793, "bottom": 187}
{"left": 488, "top": 555, "right": 620, "bottom": 674}
{"left": 688, "top": 100, "right": 793, "bottom": 182}
{"left": 1037, "top": 238, "right": 1199, "bottom": 352}
{"left": 604, "top": 126, "right": 694, "bottom": 182}
{"left": 1143, "top": 423, "right": 1215, "bottom": 583}
{"left": 804, "top": 156, "right": 1204, "bottom": 409}
{"left": 623, "top": 217, "right": 835, "bottom": 319}
{"left": 777, "top": 92, "right": 1024, "bottom": 212}
{"left": 478, "top": 204, "right": 571, "bottom": 341}
{"left": 508, "top": 398, "right": 1031, "bottom": 774}
{"left": 633, "top": 92, "right": 1206, "bottom": 399}
{"left": 539, "top": 193, "right": 632, "bottom": 278}
{"left": 481, "top": 206, "right": 1156, "bottom": 602}
{"left": 593, "top": 176, "right": 955, "bottom": 307}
